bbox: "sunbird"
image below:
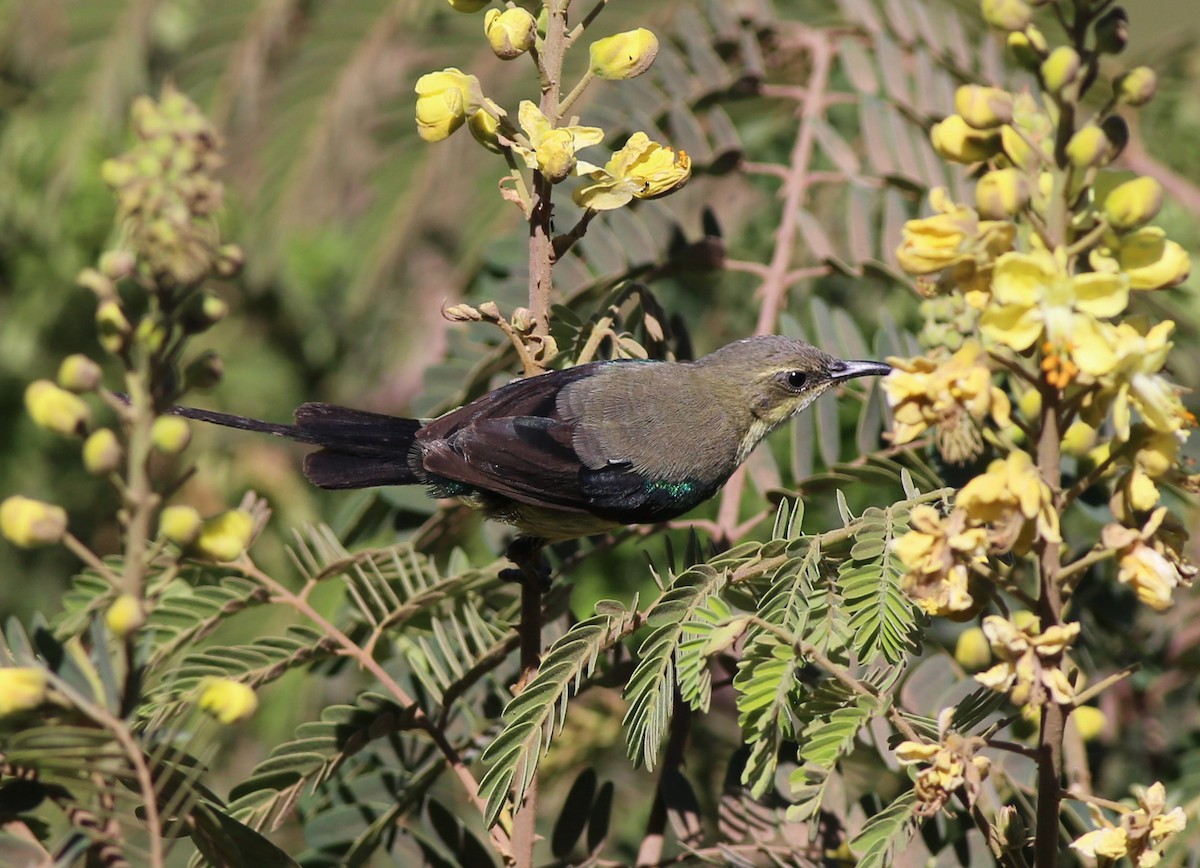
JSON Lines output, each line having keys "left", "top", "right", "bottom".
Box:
{"left": 175, "top": 336, "right": 890, "bottom": 546}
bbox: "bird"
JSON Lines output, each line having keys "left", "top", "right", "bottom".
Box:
{"left": 173, "top": 336, "right": 890, "bottom": 550}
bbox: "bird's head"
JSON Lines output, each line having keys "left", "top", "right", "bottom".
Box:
{"left": 696, "top": 335, "right": 892, "bottom": 434}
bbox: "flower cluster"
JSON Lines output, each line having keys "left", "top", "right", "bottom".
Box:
{"left": 884, "top": 340, "right": 1011, "bottom": 462}
{"left": 894, "top": 506, "right": 987, "bottom": 618}
{"left": 974, "top": 615, "right": 1078, "bottom": 706}
{"left": 415, "top": 10, "right": 689, "bottom": 215}
{"left": 895, "top": 711, "right": 991, "bottom": 817}
{"left": 1071, "top": 782, "right": 1187, "bottom": 867}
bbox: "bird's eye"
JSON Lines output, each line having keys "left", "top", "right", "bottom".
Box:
{"left": 785, "top": 370, "right": 808, "bottom": 390}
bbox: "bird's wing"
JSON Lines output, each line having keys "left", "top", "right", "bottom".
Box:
{"left": 421, "top": 415, "right": 599, "bottom": 512}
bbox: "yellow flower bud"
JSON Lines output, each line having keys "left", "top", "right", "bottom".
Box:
{"left": 105, "top": 593, "right": 146, "bottom": 638}
{"left": 1017, "top": 388, "right": 1041, "bottom": 420}
{"left": 25, "top": 380, "right": 91, "bottom": 436}
{"left": 0, "top": 667, "right": 48, "bottom": 716}
{"left": 0, "top": 496, "right": 67, "bottom": 548}
{"left": 467, "top": 110, "right": 502, "bottom": 153}
{"left": 1000, "top": 125, "right": 1040, "bottom": 172}
{"left": 198, "top": 677, "right": 258, "bottom": 724}
{"left": 1007, "top": 27, "right": 1046, "bottom": 70}
{"left": 1065, "top": 124, "right": 1112, "bottom": 170}
{"left": 981, "top": 0, "right": 1032, "bottom": 31}
{"left": 484, "top": 7, "right": 536, "bottom": 60}
{"left": 57, "top": 354, "right": 102, "bottom": 393}
{"left": 930, "top": 115, "right": 1001, "bottom": 164}
{"left": 1072, "top": 706, "right": 1106, "bottom": 742}
{"left": 955, "top": 627, "right": 992, "bottom": 671}
{"left": 1111, "top": 227, "right": 1191, "bottom": 290}
{"left": 194, "top": 509, "right": 254, "bottom": 561}
{"left": 414, "top": 68, "right": 479, "bottom": 143}
{"left": 1041, "top": 47, "right": 1081, "bottom": 98}
{"left": 955, "top": 85, "right": 1014, "bottom": 129}
{"left": 535, "top": 128, "right": 577, "bottom": 183}
{"left": 151, "top": 415, "right": 191, "bottom": 455}
{"left": 445, "top": 0, "right": 488, "bottom": 11}
{"left": 135, "top": 317, "right": 168, "bottom": 353}
{"left": 83, "top": 428, "right": 122, "bottom": 475}
{"left": 96, "top": 299, "right": 131, "bottom": 354}
{"left": 77, "top": 267, "right": 116, "bottom": 299}
{"left": 98, "top": 249, "right": 135, "bottom": 280}
{"left": 160, "top": 505, "right": 203, "bottom": 546}
{"left": 975, "top": 168, "right": 1030, "bottom": 218}
{"left": 216, "top": 244, "right": 245, "bottom": 279}
{"left": 589, "top": 28, "right": 659, "bottom": 81}
{"left": 1103, "top": 176, "right": 1163, "bottom": 230}
{"left": 1061, "top": 421, "right": 1097, "bottom": 457}
{"left": 1115, "top": 66, "right": 1157, "bottom": 107}
{"left": 181, "top": 290, "right": 228, "bottom": 333}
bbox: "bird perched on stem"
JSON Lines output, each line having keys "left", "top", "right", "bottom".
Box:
{"left": 174, "top": 336, "right": 889, "bottom": 552}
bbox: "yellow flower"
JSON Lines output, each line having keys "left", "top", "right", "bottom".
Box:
{"left": 511, "top": 101, "right": 604, "bottom": 184}
{"left": 1092, "top": 226, "right": 1191, "bottom": 291}
{"left": 980, "top": 249, "right": 1128, "bottom": 385}
{"left": 1074, "top": 782, "right": 1187, "bottom": 867}
{"left": 895, "top": 722, "right": 990, "bottom": 817}
{"left": 1071, "top": 827, "right": 1130, "bottom": 860}
{"left": 930, "top": 114, "right": 1001, "bottom": 163}
{"left": 894, "top": 506, "right": 988, "bottom": 618}
{"left": 588, "top": 28, "right": 659, "bottom": 80}
{"left": 0, "top": 495, "right": 67, "bottom": 548}
{"left": 883, "top": 340, "right": 1011, "bottom": 462}
{"left": 198, "top": 677, "right": 258, "bottom": 724}
{"left": 1103, "top": 508, "right": 1196, "bottom": 610}
{"left": 975, "top": 615, "right": 1079, "bottom": 706}
{"left": 0, "top": 667, "right": 48, "bottom": 716}
{"left": 957, "top": 450, "right": 1060, "bottom": 551}
{"left": 1097, "top": 320, "right": 1189, "bottom": 441}
{"left": 573, "top": 132, "right": 691, "bottom": 211}
{"left": 415, "top": 68, "right": 480, "bottom": 143}
{"left": 895, "top": 188, "right": 1015, "bottom": 304}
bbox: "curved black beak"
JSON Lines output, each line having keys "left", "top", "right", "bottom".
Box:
{"left": 829, "top": 359, "right": 892, "bottom": 382}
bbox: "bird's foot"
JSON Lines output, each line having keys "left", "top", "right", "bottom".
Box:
{"left": 502, "top": 537, "right": 551, "bottom": 591}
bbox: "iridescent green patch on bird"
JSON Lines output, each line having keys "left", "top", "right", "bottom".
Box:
{"left": 646, "top": 479, "right": 698, "bottom": 498}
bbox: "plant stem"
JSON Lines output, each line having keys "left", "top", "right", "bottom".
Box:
{"left": 235, "top": 558, "right": 513, "bottom": 860}
{"left": 1033, "top": 377, "right": 1065, "bottom": 868}
{"left": 635, "top": 701, "right": 692, "bottom": 867}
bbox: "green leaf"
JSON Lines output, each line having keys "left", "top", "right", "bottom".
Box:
{"left": 850, "top": 790, "right": 919, "bottom": 868}
{"left": 623, "top": 565, "right": 727, "bottom": 770}
{"left": 479, "top": 602, "right": 637, "bottom": 827}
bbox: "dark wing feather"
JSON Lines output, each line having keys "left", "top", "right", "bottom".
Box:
{"left": 421, "top": 416, "right": 596, "bottom": 512}
{"left": 416, "top": 363, "right": 615, "bottom": 513}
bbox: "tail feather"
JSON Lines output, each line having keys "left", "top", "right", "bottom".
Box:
{"left": 171, "top": 401, "right": 424, "bottom": 490}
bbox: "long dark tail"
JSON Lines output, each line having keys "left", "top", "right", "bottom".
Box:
{"left": 170, "top": 402, "right": 423, "bottom": 490}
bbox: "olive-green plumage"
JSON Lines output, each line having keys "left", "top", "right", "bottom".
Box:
{"left": 175, "top": 336, "right": 890, "bottom": 543}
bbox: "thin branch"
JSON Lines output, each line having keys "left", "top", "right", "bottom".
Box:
{"left": 1070, "top": 665, "right": 1138, "bottom": 707}
{"left": 233, "top": 557, "right": 512, "bottom": 860}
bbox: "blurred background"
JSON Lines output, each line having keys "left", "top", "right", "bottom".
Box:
{"left": 1, "top": 0, "right": 1195, "bottom": 617}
